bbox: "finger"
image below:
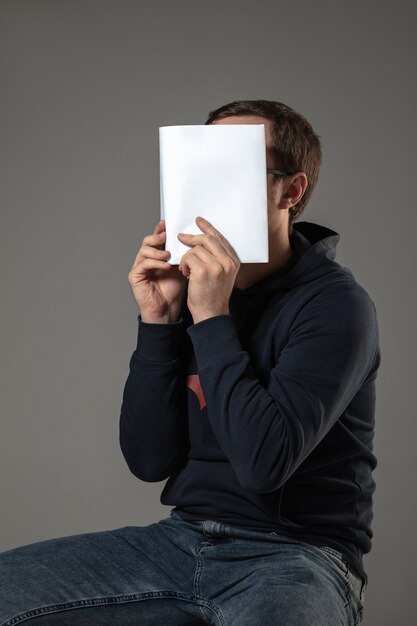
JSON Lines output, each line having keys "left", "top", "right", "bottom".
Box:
{"left": 128, "top": 257, "right": 172, "bottom": 283}
{"left": 144, "top": 220, "right": 166, "bottom": 251}
{"left": 194, "top": 216, "right": 236, "bottom": 256}
{"left": 153, "top": 219, "right": 166, "bottom": 234}
{"left": 178, "top": 234, "right": 240, "bottom": 272}
{"left": 179, "top": 246, "right": 222, "bottom": 277}
{"left": 180, "top": 244, "right": 214, "bottom": 268}
{"left": 179, "top": 217, "right": 239, "bottom": 261}
{"left": 133, "top": 230, "right": 166, "bottom": 267}
{"left": 192, "top": 241, "right": 238, "bottom": 276}
{"left": 178, "top": 232, "right": 224, "bottom": 255}
{"left": 140, "top": 245, "right": 171, "bottom": 261}
{"left": 141, "top": 231, "right": 165, "bottom": 248}
{"left": 179, "top": 251, "right": 204, "bottom": 278}
{"left": 137, "top": 257, "right": 171, "bottom": 271}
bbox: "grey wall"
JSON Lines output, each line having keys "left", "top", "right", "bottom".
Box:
{"left": 1, "top": 1, "right": 415, "bottom": 623}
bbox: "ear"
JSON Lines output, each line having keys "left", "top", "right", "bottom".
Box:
{"left": 283, "top": 172, "right": 308, "bottom": 207}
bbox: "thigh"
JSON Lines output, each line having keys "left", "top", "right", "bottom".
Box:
{"left": 198, "top": 529, "right": 364, "bottom": 626}
{"left": 0, "top": 519, "right": 206, "bottom": 625}
{"left": 233, "top": 544, "right": 351, "bottom": 626}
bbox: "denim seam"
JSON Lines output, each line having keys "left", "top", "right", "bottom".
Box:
{"left": 3, "top": 591, "right": 225, "bottom": 626}
{"left": 192, "top": 542, "right": 225, "bottom": 626}
{"left": 194, "top": 544, "right": 207, "bottom": 624}
{"left": 354, "top": 606, "right": 364, "bottom": 626}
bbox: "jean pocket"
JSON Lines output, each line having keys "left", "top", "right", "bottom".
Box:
{"left": 311, "top": 544, "right": 350, "bottom": 576}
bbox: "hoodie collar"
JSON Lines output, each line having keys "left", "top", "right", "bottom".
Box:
{"left": 231, "top": 221, "right": 342, "bottom": 297}
{"left": 292, "top": 221, "right": 340, "bottom": 261}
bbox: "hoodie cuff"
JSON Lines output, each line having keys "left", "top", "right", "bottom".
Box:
{"left": 186, "top": 315, "right": 242, "bottom": 367}
{"left": 135, "top": 314, "right": 185, "bottom": 362}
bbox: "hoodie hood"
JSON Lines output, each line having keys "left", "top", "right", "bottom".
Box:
{"left": 225, "top": 220, "right": 355, "bottom": 346}
{"left": 230, "top": 220, "right": 351, "bottom": 298}
{"left": 292, "top": 221, "right": 340, "bottom": 260}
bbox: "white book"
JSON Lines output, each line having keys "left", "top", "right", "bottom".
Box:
{"left": 159, "top": 124, "right": 269, "bottom": 265}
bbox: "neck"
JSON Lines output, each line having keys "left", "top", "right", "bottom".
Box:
{"left": 234, "top": 225, "right": 293, "bottom": 291}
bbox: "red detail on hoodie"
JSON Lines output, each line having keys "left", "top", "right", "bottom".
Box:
{"left": 186, "top": 374, "right": 207, "bottom": 410}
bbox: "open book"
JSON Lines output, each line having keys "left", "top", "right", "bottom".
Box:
{"left": 159, "top": 124, "right": 269, "bottom": 264}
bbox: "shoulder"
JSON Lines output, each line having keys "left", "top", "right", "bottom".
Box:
{"left": 291, "top": 272, "right": 379, "bottom": 344}
{"left": 325, "top": 277, "right": 377, "bottom": 318}
{"left": 303, "top": 259, "right": 378, "bottom": 315}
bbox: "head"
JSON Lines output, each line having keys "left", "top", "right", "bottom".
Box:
{"left": 206, "top": 100, "right": 322, "bottom": 234}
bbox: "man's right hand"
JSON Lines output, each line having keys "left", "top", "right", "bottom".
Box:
{"left": 128, "top": 219, "right": 187, "bottom": 324}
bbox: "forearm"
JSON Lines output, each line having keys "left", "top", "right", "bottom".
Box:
{"left": 119, "top": 316, "right": 189, "bottom": 481}
{"left": 187, "top": 316, "right": 290, "bottom": 492}
{"left": 187, "top": 290, "right": 380, "bottom": 493}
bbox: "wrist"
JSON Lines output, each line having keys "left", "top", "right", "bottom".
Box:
{"left": 192, "top": 309, "right": 230, "bottom": 324}
{"left": 140, "top": 311, "right": 181, "bottom": 324}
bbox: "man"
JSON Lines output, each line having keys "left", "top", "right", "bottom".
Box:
{"left": 0, "top": 100, "right": 380, "bottom": 625}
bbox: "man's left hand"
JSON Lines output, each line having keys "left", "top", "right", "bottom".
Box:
{"left": 177, "top": 216, "right": 241, "bottom": 324}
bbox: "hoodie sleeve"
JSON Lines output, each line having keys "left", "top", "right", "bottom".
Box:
{"left": 119, "top": 314, "right": 189, "bottom": 482}
{"left": 186, "top": 283, "right": 381, "bottom": 493}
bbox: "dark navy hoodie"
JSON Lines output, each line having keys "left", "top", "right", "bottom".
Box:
{"left": 119, "top": 221, "right": 381, "bottom": 584}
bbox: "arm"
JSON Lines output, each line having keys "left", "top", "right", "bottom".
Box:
{"left": 119, "top": 314, "right": 189, "bottom": 482}
{"left": 186, "top": 284, "right": 380, "bottom": 493}
{"left": 121, "top": 216, "right": 191, "bottom": 481}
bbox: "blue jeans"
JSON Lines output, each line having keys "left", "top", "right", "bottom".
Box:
{"left": 0, "top": 510, "right": 366, "bottom": 625}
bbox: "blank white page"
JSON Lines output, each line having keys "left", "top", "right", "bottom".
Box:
{"left": 159, "top": 124, "right": 269, "bottom": 264}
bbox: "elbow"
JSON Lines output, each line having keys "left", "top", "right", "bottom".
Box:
{"left": 119, "top": 434, "right": 180, "bottom": 482}
{"left": 122, "top": 450, "right": 172, "bottom": 482}
{"left": 232, "top": 421, "right": 299, "bottom": 493}
{"left": 128, "top": 462, "right": 170, "bottom": 483}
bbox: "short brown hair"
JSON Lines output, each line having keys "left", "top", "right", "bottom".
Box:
{"left": 205, "top": 99, "right": 322, "bottom": 232}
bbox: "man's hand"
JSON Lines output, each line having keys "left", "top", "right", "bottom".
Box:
{"left": 177, "top": 216, "right": 240, "bottom": 324}
{"left": 128, "top": 219, "right": 187, "bottom": 323}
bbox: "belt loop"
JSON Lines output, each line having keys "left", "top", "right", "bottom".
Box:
{"left": 203, "top": 520, "right": 225, "bottom": 537}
